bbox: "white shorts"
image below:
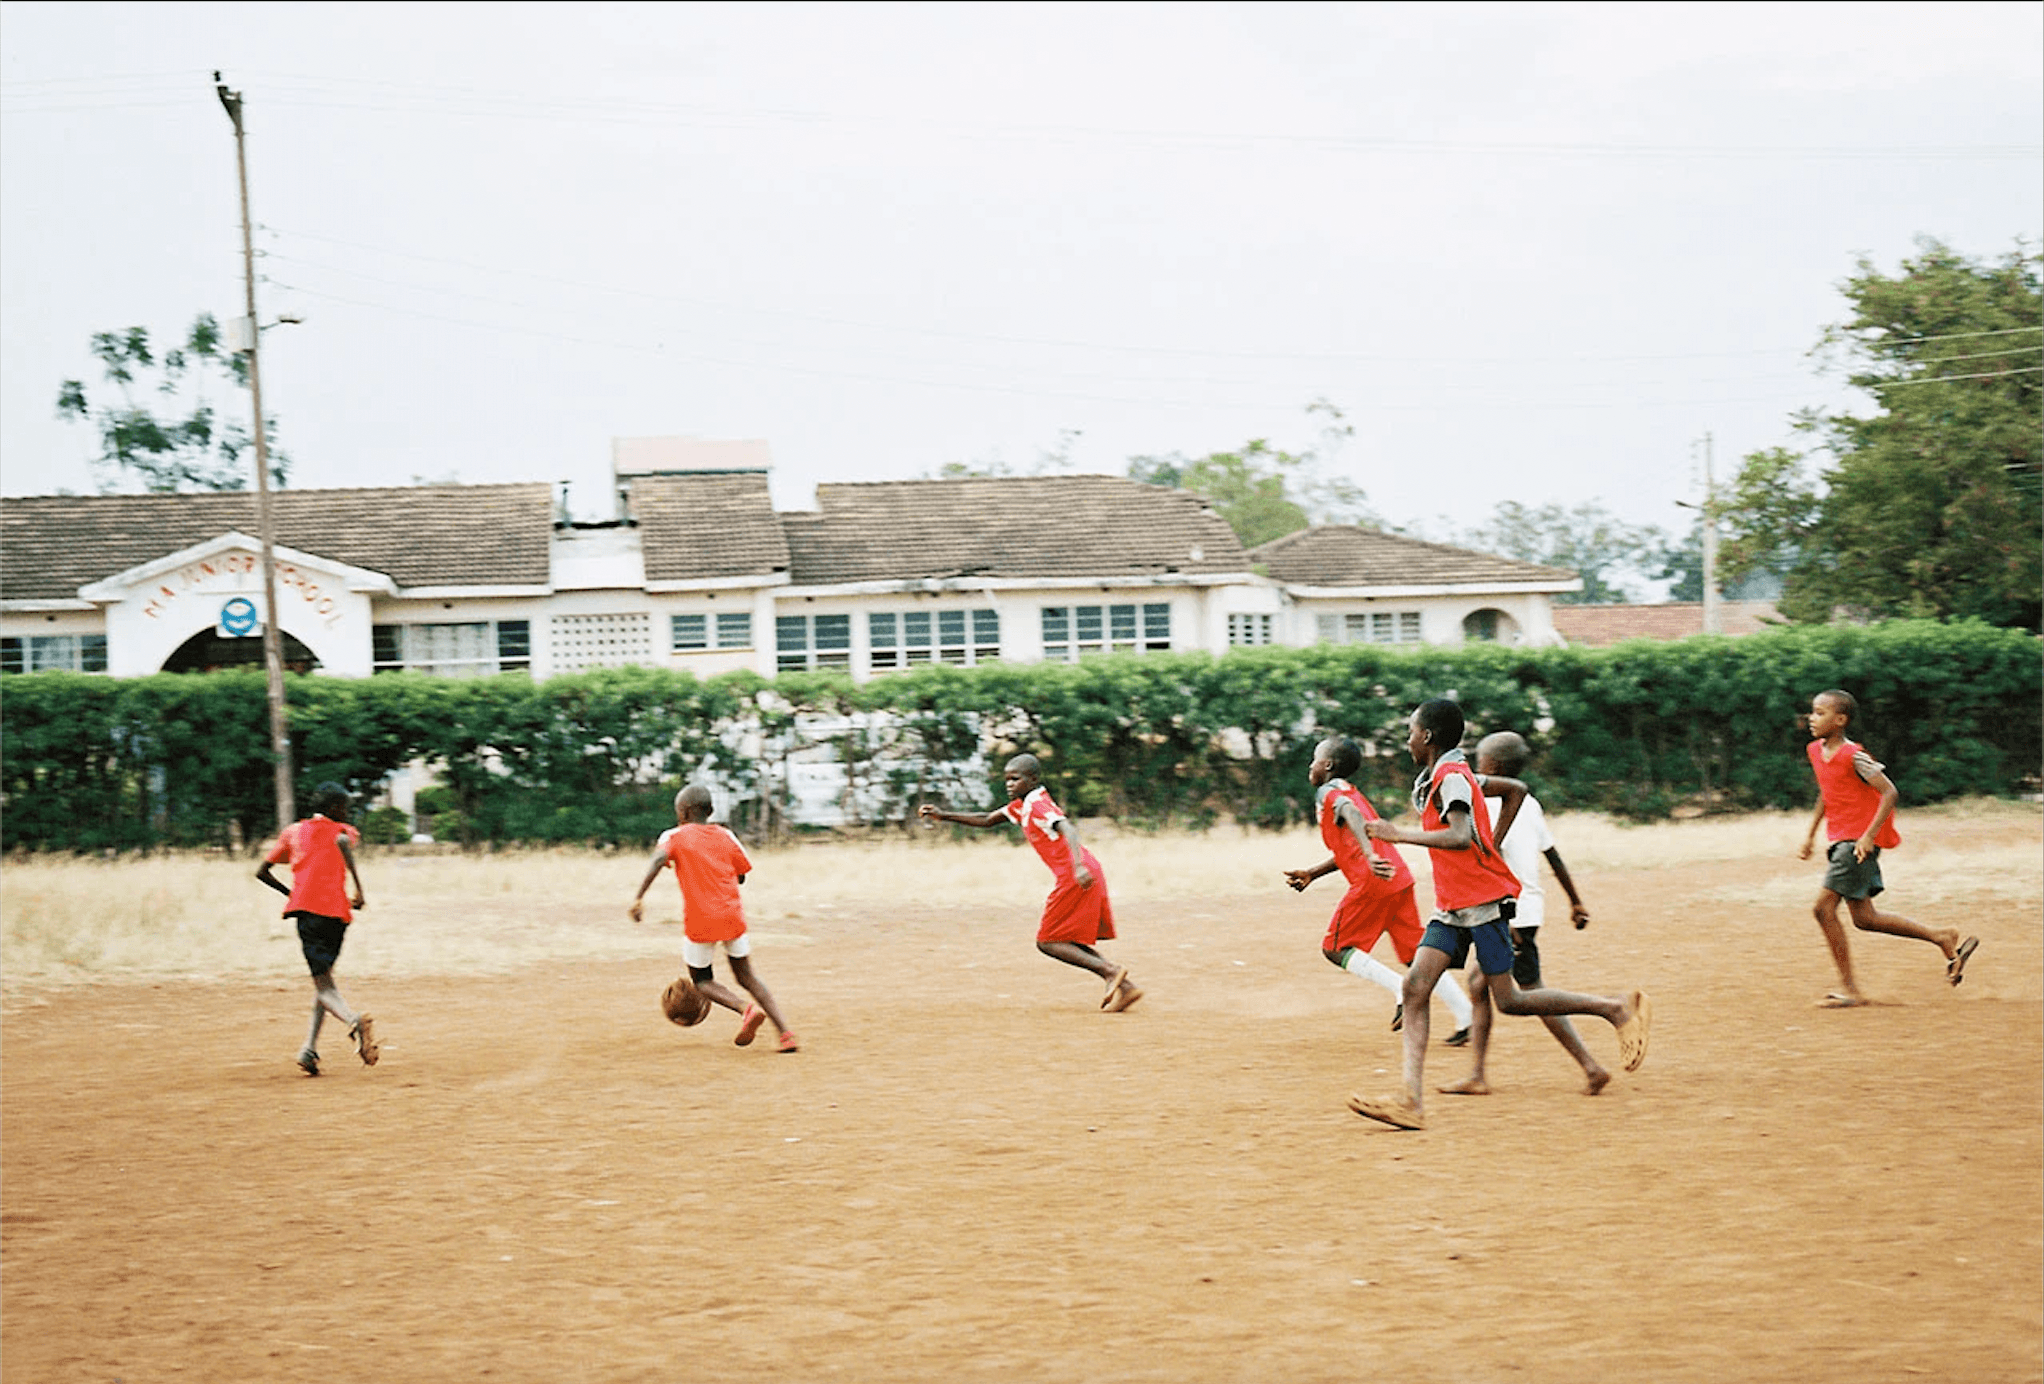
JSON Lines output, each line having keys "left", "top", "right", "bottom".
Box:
{"left": 682, "top": 933, "right": 751, "bottom": 969}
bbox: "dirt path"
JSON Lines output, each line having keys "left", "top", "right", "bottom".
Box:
{"left": 5, "top": 814, "right": 2040, "bottom": 1382}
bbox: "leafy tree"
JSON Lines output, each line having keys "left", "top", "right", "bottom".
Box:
{"left": 1720, "top": 240, "right": 2042, "bottom": 629}
{"left": 55, "top": 313, "right": 289, "bottom": 493}
{"left": 1129, "top": 400, "right": 1381, "bottom": 547}
{"left": 1464, "top": 500, "right": 1666, "bottom": 604}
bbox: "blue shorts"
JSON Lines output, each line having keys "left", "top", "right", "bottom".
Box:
{"left": 1421, "top": 918, "right": 1517, "bottom": 976}
{"left": 291, "top": 911, "right": 347, "bottom": 976}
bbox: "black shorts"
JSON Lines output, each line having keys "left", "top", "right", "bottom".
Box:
{"left": 291, "top": 911, "right": 347, "bottom": 975}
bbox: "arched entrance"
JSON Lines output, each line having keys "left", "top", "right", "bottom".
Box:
{"left": 160, "top": 628, "right": 321, "bottom": 674}
{"left": 1461, "top": 607, "right": 1521, "bottom": 644}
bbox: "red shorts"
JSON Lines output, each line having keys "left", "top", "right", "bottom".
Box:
{"left": 1321, "top": 882, "right": 1423, "bottom": 964}
{"left": 1037, "top": 852, "right": 1115, "bottom": 944}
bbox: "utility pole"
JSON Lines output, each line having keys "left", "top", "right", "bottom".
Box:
{"left": 1700, "top": 431, "right": 1722, "bottom": 635}
{"left": 216, "top": 72, "right": 295, "bottom": 832}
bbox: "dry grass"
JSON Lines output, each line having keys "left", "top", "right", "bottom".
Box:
{"left": 5, "top": 797, "right": 2036, "bottom": 996}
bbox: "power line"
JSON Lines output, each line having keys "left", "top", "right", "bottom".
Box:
{"left": 259, "top": 223, "right": 1825, "bottom": 368}
{"left": 1864, "top": 365, "right": 2043, "bottom": 387}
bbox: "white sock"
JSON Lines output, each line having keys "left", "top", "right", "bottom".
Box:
{"left": 1436, "top": 972, "right": 1474, "bottom": 1030}
{"left": 1340, "top": 948, "right": 1405, "bottom": 1000}
{"left": 303, "top": 1001, "right": 325, "bottom": 1053}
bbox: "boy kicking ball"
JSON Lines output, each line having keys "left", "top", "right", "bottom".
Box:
{"left": 630, "top": 786, "right": 798, "bottom": 1053}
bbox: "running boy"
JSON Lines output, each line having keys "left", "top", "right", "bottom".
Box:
{"left": 1349, "top": 700, "right": 1650, "bottom": 1131}
{"left": 1799, "top": 689, "right": 1976, "bottom": 1007}
{"left": 1284, "top": 736, "right": 1474, "bottom": 1045}
{"left": 919, "top": 753, "right": 1141, "bottom": 1011}
{"left": 629, "top": 785, "right": 797, "bottom": 1052}
{"left": 1438, "top": 730, "right": 1612, "bottom": 1096}
{"left": 256, "top": 781, "right": 378, "bottom": 1077}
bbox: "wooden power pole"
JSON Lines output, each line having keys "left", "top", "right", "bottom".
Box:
{"left": 215, "top": 72, "right": 295, "bottom": 832}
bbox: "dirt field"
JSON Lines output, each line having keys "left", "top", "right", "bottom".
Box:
{"left": 5, "top": 804, "right": 2040, "bottom": 1383}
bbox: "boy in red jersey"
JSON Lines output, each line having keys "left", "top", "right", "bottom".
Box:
{"left": 1284, "top": 736, "right": 1473, "bottom": 1045}
{"left": 1349, "top": 700, "right": 1650, "bottom": 1131}
{"left": 1799, "top": 689, "right": 1975, "bottom": 1007}
{"left": 919, "top": 754, "right": 1140, "bottom": 1012}
{"left": 257, "top": 782, "right": 378, "bottom": 1077}
{"left": 630, "top": 785, "right": 796, "bottom": 1051}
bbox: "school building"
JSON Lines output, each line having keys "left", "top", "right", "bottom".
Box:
{"left": 0, "top": 442, "right": 1580, "bottom": 680}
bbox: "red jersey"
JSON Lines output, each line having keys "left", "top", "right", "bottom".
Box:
{"left": 1318, "top": 778, "right": 1413, "bottom": 894}
{"left": 1808, "top": 739, "right": 1901, "bottom": 848}
{"left": 1000, "top": 786, "right": 1094, "bottom": 884}
{"left": 265, "top": 815, "right": 361, "bottom": 921}
{"left": 1412, "top": 752, "right": 1519, "bottom": 912}
{"left": 659, "top": 823, "right": 752, "bottom": 943}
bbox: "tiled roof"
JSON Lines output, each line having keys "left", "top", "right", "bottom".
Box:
{"left": 1551, "top": 600, "right": 1784, "bottom": 647}
{"left": 1249, "top": 525, "right": 1578, "bottom": 588}
{"left": 630, "top": 472, "right": 789, "bottom": 582}
{"left": 0, "top": 484, "right": 554, "bottom": 600}
{"left": 783, "top": 476, "right": 1250, "bottom": 584}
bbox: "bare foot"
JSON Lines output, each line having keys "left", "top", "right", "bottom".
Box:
{"left": 1583, "top": 1067, "right": 1611, "bottom": 1096}
{"left": 1436, "top": 1076, "right": 1490, "bottom": 1096}
{"left": 1818, "top": 991, "right": 1870, "bottom": 1009}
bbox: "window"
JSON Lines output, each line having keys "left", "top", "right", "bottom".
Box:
{"left": 1227, "top": 613, "right": 1274, "bottom": 646}
{"left": 776, "top": 613, "right": 851, "bottom": 671}
{"left": 869, "top": 608, "right": 1000, "bottom": 670}
{"left": 551, "top": 613, "right": 654, "bottom": 673}
{"left": 1041, "top": 602, "right": 1171, "bottom": 661}
{"left": 374, "top": 621, "right": 530, "bottom": 676}
{"left": 0, "top": 634, "right": 107, "bottom": 674}
{"left": 1315, "top": 610, "right": 1422, "bottom": 646}
{"left": 671, "top": 611, "right": 753, "bottom": 652}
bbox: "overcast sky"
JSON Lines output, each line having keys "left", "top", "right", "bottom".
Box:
{"left": 3, "top": 2, "right": 2038, "bottom": 550}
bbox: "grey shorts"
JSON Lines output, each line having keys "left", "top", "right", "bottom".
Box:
{"left": 1821, "top": 840, "right": 1885, "bottom": 900}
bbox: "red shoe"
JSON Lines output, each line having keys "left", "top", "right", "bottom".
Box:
{"left": 776, "top": 1031, "right": 800, "bottom": 1054}
{"left": 734, "top": 1005, "right": 766, "bottom": 1047}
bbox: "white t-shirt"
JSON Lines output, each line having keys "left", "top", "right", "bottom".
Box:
{"left": 1484, "top": 791, "right": 1554, "bottom": 929}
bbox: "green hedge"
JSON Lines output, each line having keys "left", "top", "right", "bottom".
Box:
{"left": 2, "top": 619, "right": 2035, "bottom": 851}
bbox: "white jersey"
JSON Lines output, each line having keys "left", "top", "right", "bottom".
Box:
{"left": 1484, "top": 791, "right": 1554, "bottom": 929}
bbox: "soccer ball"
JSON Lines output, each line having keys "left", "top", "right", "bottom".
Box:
{"left": 661, "top": 976, "right": 710, "bottom": 1027}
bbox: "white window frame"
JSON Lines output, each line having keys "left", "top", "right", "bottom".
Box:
{"left": 671, "top": 610, "right": 754, "bottom": 652}
{"left": 776, "top": 612, "right": 852, "bottom": 671}
{"left": 1227, "top": 613, "right": 1274, "bottom": 647}
{"left": 1315, "top": 610, "right": 1423, "bottom": 646}
{"left": 372, "top": 620, "right": 532, "bottom": 677}
{"left": 1041, "top": 602, "right": 1171, "bottom": 662}
{"left": 869, "top": 608, "right": 1000, "bottom": 670}
{"left": 0, "top": 633, "right": 109, "bottom": 674}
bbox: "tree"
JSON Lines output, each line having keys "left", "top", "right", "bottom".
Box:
{"left": 1720, "top": 240, "right": 2042, "bottom": 629}
{"left": 1128, "top": 400, "right": 1382, "bottom": 547}
{"left": 1464, "top": 500, "right": 1667, "bottom": 604}
{"left": 56, "top": 313, "right": 288, "bottom": 493}
{"left": 1654, "top": 515, "right": 1784, "bottom": 603}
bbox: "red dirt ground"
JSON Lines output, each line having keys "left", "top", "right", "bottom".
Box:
{"left": 5, "top": 814, "right": 2040, "bottom": 1383}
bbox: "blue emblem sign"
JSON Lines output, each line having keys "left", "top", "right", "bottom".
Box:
{"left": 219, "top": 596, "right": 260, "bottom": 638}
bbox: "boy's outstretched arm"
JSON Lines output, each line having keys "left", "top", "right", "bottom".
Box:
{"left": 337, "top": 836, "right": 368, "bottom": 910}
{"left": 627, "top": 849, "right": 669, "bottom": 921}
{"left": 1367, "top": 804, "right": 1475, "bottom": 851}
{"left": 918, "top": 803, "right": 1008, "bottom": 830}
{"left": 1543, "top": 845, "right": 1590, "bottom": 928}
{"left": 1284, "top": 855, "right": 1339, "bottom": 891}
